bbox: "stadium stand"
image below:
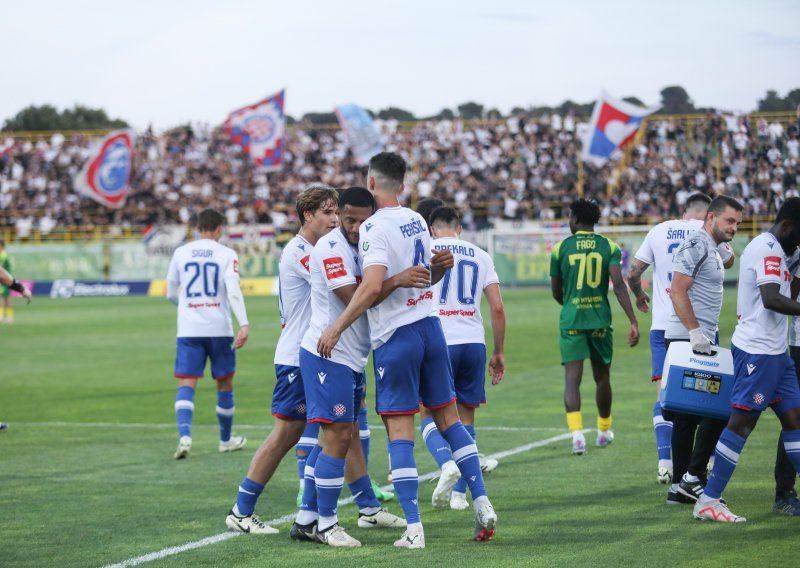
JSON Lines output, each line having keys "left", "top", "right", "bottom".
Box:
{"left": 0, "top": 111, "right": 798, "bottom": 242}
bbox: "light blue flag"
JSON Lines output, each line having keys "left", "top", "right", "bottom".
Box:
{"left": 335, "top": 104, "right": 384, "bottom": 166}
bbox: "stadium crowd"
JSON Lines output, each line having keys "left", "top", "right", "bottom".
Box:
{"left": 0, "top": 111, "right": 798, "bottom": 237}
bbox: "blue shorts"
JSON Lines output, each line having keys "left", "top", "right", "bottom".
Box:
{"left": 730, "top": 344, "right": 800, "bottom": 416}
{"left": 272, "top": 364, "right": 306, "bottom": 421}
{"left": 300, "top": 348, "right": 365, "bottom": 423}
{"left": 373, "top": 316, "right": 456, "bottom": 415}
{"left": 650, "top": 330, "right": 666, "bottom": 381}
{"left": 174, "top": 337, "right": 235, "bottom": 380}
{"left": 449, "top": 343, "right": 487, "bottom": 408}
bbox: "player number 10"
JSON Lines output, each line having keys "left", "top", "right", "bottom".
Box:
{"left": 568, "top": 252, "right": 602, "bottom": 289}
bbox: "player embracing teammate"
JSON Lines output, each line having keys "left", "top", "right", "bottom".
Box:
{"left": 317, "top": 152, "right": 498, "bottom": 547}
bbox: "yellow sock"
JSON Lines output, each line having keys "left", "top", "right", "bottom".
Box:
{"left": 566, "top": 411, "right": 583, "bottom": 432}
{"left": 598, "top": 416, "right": 612, "bottom": 432}
{"left": 4, "top": 307, "right": 12, "bottom": 321}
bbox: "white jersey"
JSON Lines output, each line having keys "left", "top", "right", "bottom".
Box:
{"left": 301, "top": 228, "right": 370, "bottom": 372}
{"left": 274, "top": 235, "right": 314, "bottom": 367}
{"left": 359, "top": 206, "right": 434, "bottom": 349}
{"left": 785, "top": 250, "right": 800, "bottom": 347}
{"left": 635, "top": 218, "right": 733, "bottom": 330}
{"left": 166, "top": 239, "right": 246, "bottom": 337}
{"left": 635, "top": 219, "right": 702, "bottom": 330}
{"left": 432, "top": 236, "right": 499, "bottom": 345}
{"left": 731, "top": 232, "right": 796, "bottom": 355}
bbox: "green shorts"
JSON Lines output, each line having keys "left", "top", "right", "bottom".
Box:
{"left": 0, "top": 285, "right": 9, "bottom": 298}
{"left": 560, "top": 327, "right": 613, "bottom": 365}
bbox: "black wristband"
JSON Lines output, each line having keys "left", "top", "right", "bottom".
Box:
{"left": 9, "top": 279, "right": 25, "bottom": 293}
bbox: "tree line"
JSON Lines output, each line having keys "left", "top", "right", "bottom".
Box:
{"left": 3, "top": 86, "right": 799, "bottom": 131}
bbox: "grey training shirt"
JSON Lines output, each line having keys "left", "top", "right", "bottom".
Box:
{"left": 665, "top": 229, "right": 725, "bottom": 341}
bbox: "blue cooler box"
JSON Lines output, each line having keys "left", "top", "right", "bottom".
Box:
{"left": 659, "top": 342, "right": 734, "bottom": 420}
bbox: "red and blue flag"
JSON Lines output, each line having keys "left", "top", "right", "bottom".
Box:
{"left": 224, "top": 90, "right": 285, "bottom": 171}
{"left": 582, "top": 92, "right": 659, "bottom": 165}
{"left": 74, "top": 130, "right": 135, "bottom": 208}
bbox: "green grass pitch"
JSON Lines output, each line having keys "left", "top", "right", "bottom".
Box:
{"left": 0, "top": 289, "right": 796, "bottom": 567}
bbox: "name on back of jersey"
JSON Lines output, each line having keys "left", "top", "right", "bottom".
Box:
{"left": 576, "top": 239, "right": 595, "bottom": 250}
{"left": 400, "top": 219, "right": 427, "bottom": 238}
{"left": 192, "top": 249, "right": 214, "bottom": 258}
{"left": 434, "top": 243, "right": 475, "bottom": 257}
{"left": 666, "top": 228, "right": 691, "bottom": 240}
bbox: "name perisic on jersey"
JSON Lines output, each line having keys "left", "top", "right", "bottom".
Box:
{"left": 399, "top": 219, "right": 427, "bottom": 238}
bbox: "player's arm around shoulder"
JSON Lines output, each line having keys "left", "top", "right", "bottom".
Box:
{"left": 484, "top": 282, "right": 506, "bottom": 384}
{"left": 318, "top": 264, "right": 386, "bottom": 358}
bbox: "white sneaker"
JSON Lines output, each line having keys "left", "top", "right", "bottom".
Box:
{"left": 450, "top": 491, "right": 468, "bottom": 510}
{"left": 479, "top": 455, "right": 499, "bottom": 474}
{"left": 174, "top": 436, "right": 192, "bottom": 459}
{"left": 225, "top": 510, "right": 280, "bottom": 534}
{"left": 657, "top": 466, "right": 673, "bottom": 485}
{"left": 358, "top": 508, "right": 407, "bottom": 529}
{"left": 596, "top": 430, "right": 614, "bottom": 448}
{"left": 693, "top": 498, "right": 746, "bottom": 523}
{"left": 473, "top": 500, "right": 497, "bottom": 541}
{"left": 393, "top": 526, "right": 425, "bottom": 549}
{"left": 432, "top": 460, "right": 461, "bottom": 508}
{"left": 318, "top": 524, "right": 361, "bottom": 548}
{"left": 219, "top": 435, "right": 247, "bottom": 453}
{"left": 572, "top": 432, "right": 586, "bottom": 455}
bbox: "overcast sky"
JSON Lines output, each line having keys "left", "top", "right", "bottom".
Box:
{"left": 1, "top": 0, "right": 799, "bottom": 130}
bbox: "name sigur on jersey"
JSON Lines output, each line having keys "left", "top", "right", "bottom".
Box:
{"left": 399, "top": 219, "right": 427, "bottom": 238}
{"left": 434, "top": 243, "right": 475, "bottom": 257}
{"left": 192, "top": 249, "right": 214, "bottom": 258}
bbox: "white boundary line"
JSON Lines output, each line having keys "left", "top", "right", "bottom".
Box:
{"left": 12, "top": 421, "right": 564, "bottom": 433}
{"left": 99, "top": 430, "right": 581, "bottom": 568}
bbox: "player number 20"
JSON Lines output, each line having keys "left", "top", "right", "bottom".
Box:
{"left": 184, "top": 262, "right": 220, "bottom": 297}
{"left": 568, "top": 252, "right": 602, "bottom": 290}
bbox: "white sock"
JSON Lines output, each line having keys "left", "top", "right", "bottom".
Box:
{"left": 407, "top": 522, "right": 423, "bottom": 534}
{"left": 318, "top": 516, "right": 337, "bottom": 532}
{"left": 295, "top": 510, "right": 318, "bottom": 525}
{"left": 473, "top": 495, "right": 490, "bottom": 509}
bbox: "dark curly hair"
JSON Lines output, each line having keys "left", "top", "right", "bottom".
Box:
{"left": 569, "top": 198, "right": 601, "bottom": 227}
